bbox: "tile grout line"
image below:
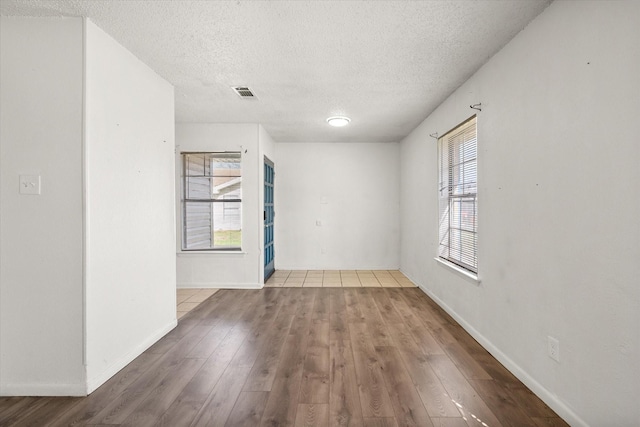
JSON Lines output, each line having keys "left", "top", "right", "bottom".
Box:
{"left": 266, "top": 270, "right": 417, "bottom": 289}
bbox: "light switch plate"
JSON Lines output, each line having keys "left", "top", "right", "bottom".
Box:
{"left": 19, "top": 175, "right": 41, "bottom": 195}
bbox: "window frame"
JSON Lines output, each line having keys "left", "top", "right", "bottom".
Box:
{"left": 181, "top": 151, "right": 242, "bottom": 252}
{"left": 437, "top": 115, "right": 478, "bottom": 277}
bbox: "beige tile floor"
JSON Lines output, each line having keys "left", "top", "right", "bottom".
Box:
{"left": 177, "top": 270, "right": 416, "bottom": 318}
{"left": 176, "top": 288, "right": 219, "bottom": 319}
{"left": 265, "top": 270, "right": 417, "bottom": 288}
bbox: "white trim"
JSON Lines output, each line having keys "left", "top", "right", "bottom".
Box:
{"left": 81, "top": 15, "right": 89, "bottom": 373}
{"left": 0, "top": 382, "right": 88, "bottom": 397}
{"left": 177, "top": 282, "right": 263, "bottom": 289}
{"left": 434, "top": 257, "right": 480, "bottom": 284}
{"left": 274, "top": 266, "right": 400, "bottom": 271}
{"left": 177, "top": 251, "right": 247, "bottom": 255}
{"left": 85, "top": 319, "right": 177, "bottom": 394}
{"left": 414, "top": 281, "right": 588, "bottom": 427}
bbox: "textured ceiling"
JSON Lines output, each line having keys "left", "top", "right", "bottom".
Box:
{"left": 1, "top": 0, "right": 551, "bottom": 142}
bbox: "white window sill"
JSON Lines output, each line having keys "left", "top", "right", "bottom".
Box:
{"left": 434, "top": 257, "right": 481, "bottom": 285}
{"left": 178, "top": 250, "right": 246, "bottom": 255}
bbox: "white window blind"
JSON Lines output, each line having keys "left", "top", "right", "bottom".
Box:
{"left": 438, "top": 116, "right": 478, "bottom": 273}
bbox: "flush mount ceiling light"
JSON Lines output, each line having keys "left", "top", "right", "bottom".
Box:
{"left": 326, "top": 116, "right": 351, "bottom": 127}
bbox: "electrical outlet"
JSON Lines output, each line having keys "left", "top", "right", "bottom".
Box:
{"left": 548, "top": 336, "right": 560, "bottom": 362}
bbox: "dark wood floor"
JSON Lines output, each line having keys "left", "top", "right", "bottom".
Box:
{"left": 0, "top": 287, "right": 568, "bottom": 427}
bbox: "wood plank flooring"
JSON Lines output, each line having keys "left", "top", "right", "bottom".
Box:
{"left": 0, "top": 288, "right": 569, "bottom": 427}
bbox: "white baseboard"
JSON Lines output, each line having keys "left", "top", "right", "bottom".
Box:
{"left": 177, "top": 282, "right": 263, "bottom": 289}
{"left": 0, "top": 382, "right": 88, "bottom": 397}
{"left": 85, "top": 318, "right": 177, "bottom": 394}
{"left": 402, "top": 271, "right": 588, "bottom": 427}
{"left": 275, "top": 266, "right": 400, "bottom": 271}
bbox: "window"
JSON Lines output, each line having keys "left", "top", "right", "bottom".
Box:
{"left": 182, "top": 152, "right": 242, "bottom": 250}
{"left": 438, "top": 116, "right": 477, "bottom": 274}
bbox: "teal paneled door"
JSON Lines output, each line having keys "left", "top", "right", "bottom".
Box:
{"left": 264, "top": 157, "right": 275, "bottom": 280}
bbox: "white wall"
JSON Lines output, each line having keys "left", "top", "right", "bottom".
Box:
{"left": 0, "top": 17, "right": 176, "bottom": 396}
{"left": 276, "top": 143, "right": 400, "bottom": 270}
{"left": 399, "top": 2, "right": 640, "bottom": 426}
{"left": 0, "top": 17, "right": 86, "bottom": 396}
{"left": 84, "top": 20, "right": 176, "bottom": 392}
{"left": 176, "top": 124, "right": 262, "bottom": 288}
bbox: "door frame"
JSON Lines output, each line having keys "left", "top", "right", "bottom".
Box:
{"left": 263, "top": 156, "right": 275, "bottom": 281}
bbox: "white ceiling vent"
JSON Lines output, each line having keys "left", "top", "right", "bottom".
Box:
{"left": 232, "top": 86, "right": 257, "bottom": 99}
